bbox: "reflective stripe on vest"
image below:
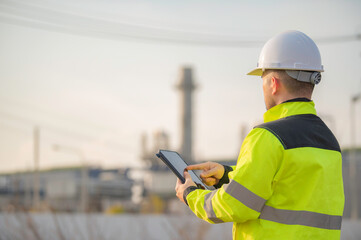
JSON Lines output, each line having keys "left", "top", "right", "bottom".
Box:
{"left": 204, "top": 191, "right": 224, "bottom": 223}
{"left": 223, "top": 180, "right": 266, "bottom": 212}
{"left": 204, "top": 180, "right": 342, "bottom": 230}
{"left": 259, "top": 205, "right": 342, "bottom": 230}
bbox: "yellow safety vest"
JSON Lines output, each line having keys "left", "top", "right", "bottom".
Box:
{"left": 186, "top": 99, "right": 344, "bottom": 239}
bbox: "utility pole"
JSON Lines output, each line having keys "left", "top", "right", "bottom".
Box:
{"left": 33, "top": 126, "right": 40, "bottom": 210}
{"left": 80, "top": 162, "right": 88, "bottom": 212}
{"left": 350, "top": 92, "right": 361, "bottom": 219}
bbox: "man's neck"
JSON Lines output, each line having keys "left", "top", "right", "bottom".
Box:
{"left": 282, "top": 98, "right": 311, "bottom": 104}
{"left": 275, "top": 94, "right": 312, "bottom": 106}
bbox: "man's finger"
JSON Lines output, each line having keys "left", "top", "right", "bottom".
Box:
{"left": 201, "top": 167, "right": 219, "bottom": 178}
{"left": 175, "top": 177, "right": 182, "bottom": 191}
{"left": 184, "top": 171, "right": 192, "bottom": 181}
{"left": 186, "top": 162, "right": 209, "bottom": 171}
{"left": 203, "top": 177, "right": 217, "bottom": 186}
{"left": 184, "top": 171, "right": 197, "bottom": 186}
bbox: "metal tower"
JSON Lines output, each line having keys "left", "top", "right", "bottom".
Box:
{"left": 176, "top": 66, "right": 197, "bottom": 164}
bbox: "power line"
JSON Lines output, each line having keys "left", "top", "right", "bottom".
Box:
{"left": 316, "top": 34, "right": 361, "bottom": 44}
{"left": 0, "top": 0, "right": 263, "bottom": 47}
{"left": 1, "top": 0, "right": 359, "bottom": 47}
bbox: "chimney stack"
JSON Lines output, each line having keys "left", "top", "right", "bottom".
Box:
{"left": 176, "top": 66, "right": 197, "bottom": 164}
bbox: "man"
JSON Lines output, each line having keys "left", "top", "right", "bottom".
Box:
{"left": 175, "top": 30, "right": 344, "bottom": 239}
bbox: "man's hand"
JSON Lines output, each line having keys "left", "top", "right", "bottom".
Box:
{"left": 175, "top": 171, "right": 196, "bottom": 204}
{"left": 186, "top": 162, "right": 224, "bottom": 186}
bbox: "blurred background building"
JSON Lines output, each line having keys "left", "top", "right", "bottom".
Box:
{"left": 0, "top": 167, "right": 135, "bottom": 212}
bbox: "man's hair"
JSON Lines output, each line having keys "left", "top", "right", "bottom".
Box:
{"left": 270, "top": 70, "right": 315, "bottom": 95}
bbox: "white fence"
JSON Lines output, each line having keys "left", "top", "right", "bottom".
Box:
{"left": 0, "top": 213, "right": 232, "bottom": 240}
{"left": 0, "top": 213, "right": 360, "bottom": 240}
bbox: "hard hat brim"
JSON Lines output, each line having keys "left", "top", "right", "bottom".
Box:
{"left": 247, "top": 68, "right": 263, "bottom": 76}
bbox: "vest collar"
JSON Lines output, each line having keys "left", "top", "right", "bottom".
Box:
{"left": 263, "top": 98, "right": 317, "bottom": 123}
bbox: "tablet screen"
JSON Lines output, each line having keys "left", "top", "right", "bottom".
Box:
{"left": 158, "top": 150, "right": 209, "bottom": 189}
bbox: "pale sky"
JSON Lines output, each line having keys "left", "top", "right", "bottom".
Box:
{"left": 0, "top": 0, "right": 361, "bottom": 172}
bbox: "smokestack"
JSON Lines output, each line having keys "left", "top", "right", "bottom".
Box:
{"left": 176, "top": 66, "right": 197, "bottom": 164}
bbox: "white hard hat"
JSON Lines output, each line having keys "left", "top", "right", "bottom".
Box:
{"left": 247, "top": 30, "right": 324, "bottom": 78}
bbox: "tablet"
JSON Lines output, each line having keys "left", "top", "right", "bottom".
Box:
{"left": 156, "top": 150, "right": 211, "bottom": 190}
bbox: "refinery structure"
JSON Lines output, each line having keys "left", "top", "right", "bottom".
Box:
{"left": 139, "top": 66, "right": 202, "bottom": 204}
{"left": 141, "top": 66, "right": 197, "bottom": 167}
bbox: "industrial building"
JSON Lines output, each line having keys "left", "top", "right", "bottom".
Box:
{"left": 0, "top": 167, "right": 134, "bottom": 212}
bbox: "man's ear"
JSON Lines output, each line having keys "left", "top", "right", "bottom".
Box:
{"left": 271, "top": 76, "right": 280, "bottom": 95}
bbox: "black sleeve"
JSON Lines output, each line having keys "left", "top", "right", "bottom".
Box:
{"left": 183, "top": 186, "right": 200, "bottom": 206}
{"left": 213, "top": 165, "right": 233, "bottom": 189}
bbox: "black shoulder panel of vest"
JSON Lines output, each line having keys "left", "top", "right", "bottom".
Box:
{"left": 255, "top": 114, "right": 341, "bottom": 152}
